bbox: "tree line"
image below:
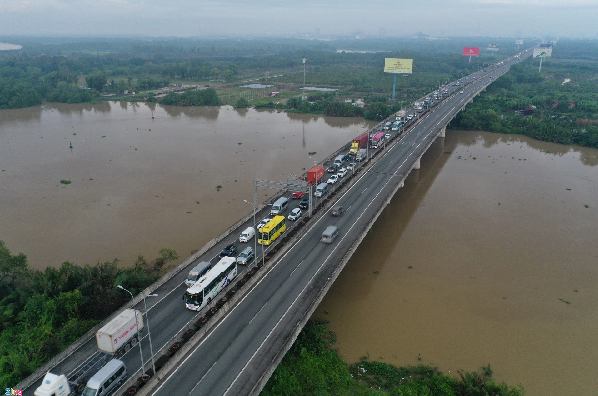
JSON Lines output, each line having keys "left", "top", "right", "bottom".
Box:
{"left": 0, "top": 36, "right": 514, "bottom": 110}
{"left": 0, "top": 240, "right": 178, "bottom": 386}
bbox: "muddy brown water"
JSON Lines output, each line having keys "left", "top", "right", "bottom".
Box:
{"left": 2, "top": 102, "right": 597, "bottom": 395}
{"left": 0, "top": 102, "right": 374, "bottom": 268}
{"left": 313, "top": 130, "right": 598, "bottom": 396}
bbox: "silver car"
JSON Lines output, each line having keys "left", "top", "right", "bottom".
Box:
{"left": 236, "top": 247, "right": 254, "bottom": 265}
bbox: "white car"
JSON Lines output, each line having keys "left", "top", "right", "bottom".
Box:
{"left": 257, "top": 218, "right": 271, "bottom": 230}
{"left": 287, "top": 208, "right": 302, "bottom": 221}
{"left": 385, "top": 133, "right": 391, "bottom": 140}
{"left": 346, "top": 162, "right": 356, "bottom": 171}
{"left": 407, "top": 114, "right": 413, "bottom": 120}
{"left": 327, "top": 175, "right": 339, "bottom": 184}
{"left": 337, "top": 168, "right": 347, "bottom": 178}
{"left": 460, "top": 90, "right": 464, "bottom": 94}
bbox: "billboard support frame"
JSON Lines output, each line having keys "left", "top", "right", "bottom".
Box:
{"left": 539, "top": 57, "right": 543, "bottom": 73}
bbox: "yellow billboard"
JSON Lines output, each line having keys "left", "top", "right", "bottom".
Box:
{"left": 384, "top": 58, "right": 413, "bottom": 74}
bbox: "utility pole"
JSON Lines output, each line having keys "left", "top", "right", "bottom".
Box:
{"left": 302, "top": 58, "right": 306, "bottom": 100}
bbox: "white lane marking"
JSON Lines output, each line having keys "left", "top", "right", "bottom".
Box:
{"left": 188, "top": 361, "right": 218, "bottom": 395}
{"left": 289, "top": 260, "right": 303, "bottom": 277}
{"left": 249, "top": 303, "right": 268, "bottom": 325}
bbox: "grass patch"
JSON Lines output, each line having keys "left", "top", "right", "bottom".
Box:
{"left": 60, "top": 180, "right": 71, "bottom": 185}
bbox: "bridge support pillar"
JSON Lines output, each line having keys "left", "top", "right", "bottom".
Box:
{"left": 413, "top": 158, "right": 421, "bottom": 170}
{"left": 439, "top": 127, "right": 445, "bottom": 138}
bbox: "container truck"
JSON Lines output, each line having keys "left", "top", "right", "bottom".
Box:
{"left": 349, "top": 133, "right": 368, "bottom": 154}
{"left": 307, "top": 165, "right": 324, "bottom": 185}
{"left": 96, "top": 309, "right": 144, "bottom": 355}
{"left": 355, "top": 149, "right": 367, "bottom": 162}
{"left": 34, "top": 309, "right": 142, "bottom": 396}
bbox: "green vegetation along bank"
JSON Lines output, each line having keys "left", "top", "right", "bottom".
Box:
{"left": 260, "top": 320, "right": 524, "bottom": 396}
{"left": 0, "top": 240, "right": 178, "bottom": 386}
{"left": 449, "top": 46, "right": 598, "bottom": 149}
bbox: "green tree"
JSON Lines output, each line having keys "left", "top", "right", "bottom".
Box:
{"left": 235, "top": 98, "right": 250, "bottom": 108}
{"left": 365, "top": 102, "right": 392, "bottom": 121}
{"left": 86, "top": 71, "right": 108, "bottom": 92}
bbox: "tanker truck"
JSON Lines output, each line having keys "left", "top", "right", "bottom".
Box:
{"left": 34, "top": 309, "right": 143, "bottom": 396}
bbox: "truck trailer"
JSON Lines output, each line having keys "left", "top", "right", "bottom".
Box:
{"left": 355, "top": 149, "right": 367, "bottom": 162}
{"left": 307, "top": 166, "right": 324, "bottom": 185}
{"left": 96, "top": 309, "right": 144, "bottom": 355}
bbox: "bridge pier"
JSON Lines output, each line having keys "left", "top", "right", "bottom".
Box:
{"left": 413, "top": 157, "right": 421, "bottom": 169}
{"left": 439, "top": 127, "right": 445, "bottom": 138}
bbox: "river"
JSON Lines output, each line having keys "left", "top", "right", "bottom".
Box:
{"left": 0, "top": 102, "right": 374, "bottom": 268}
{"left": 1, "top": 103, "right": 597, "bottom": 395}
{"left": 313, "top": 130, "right": 598, "bottom": 396}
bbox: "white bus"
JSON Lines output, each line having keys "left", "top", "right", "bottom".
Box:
{"left": 184, "top": 257, "right": 237, "bottom": 311}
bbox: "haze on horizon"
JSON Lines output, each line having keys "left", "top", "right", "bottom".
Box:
{"left": 1, "top": 0, "right": 597, "bottom": 39}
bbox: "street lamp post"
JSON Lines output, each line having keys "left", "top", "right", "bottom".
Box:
{"left": 116, "top": 285, "right": 145, "bottom": 376}
{"left": 243, "top": 199, "right": 258, "bottom": 264}
{"left": 141, "top": 293, "right": 158, "bottom": 375}
{"left": 302, "top": 58, "right": 306, "bottom": 100}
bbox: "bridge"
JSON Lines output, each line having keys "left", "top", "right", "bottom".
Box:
{"left": 20, "top": 49, "right": 533, "bottom": 396}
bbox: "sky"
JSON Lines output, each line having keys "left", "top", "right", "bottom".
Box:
{"left": 1, "top": 0, "right": 597, "bottom": 38}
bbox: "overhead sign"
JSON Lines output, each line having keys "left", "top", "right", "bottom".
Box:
{"left": 462, "top": 47, "right": 480, "bottom": 56}
{"left": 487, "top": 43, "right": 500, "bottom": 48}
{"left": 384, "top": 58, "right": 413, "bottom": 74}
{"left": 533, "top": 47, "right": 552, "bottom": 58}
{"left": 515, "top": 39, "right": 524, "bottom": 45}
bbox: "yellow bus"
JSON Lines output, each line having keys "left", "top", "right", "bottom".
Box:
{"left": 258, "top": 215, "right": 286, "bottom": 245}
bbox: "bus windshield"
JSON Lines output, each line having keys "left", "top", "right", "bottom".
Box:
{"left": 185, "top": 292, "right": 202, "bottom": 307}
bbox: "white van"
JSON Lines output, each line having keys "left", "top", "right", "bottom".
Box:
{"left": 314, "top": 182, "right": 329, "bottom": 197}
{"left": 185, "top": 261, "right": 212, "bottom": 287}
{"left": 82, "top": 359, "right": 127, "bottom": 396}
{"left": 333, "top": 155, "right": 345, "bottom": 167}
{"left": 239, "top": 226, "right": 255, "bottom": 243}
{"left": 270, "top": 197, "right": 289, "bottom": 216}
{"left": 321, "top": 226, "right": 339, "bottom": 243}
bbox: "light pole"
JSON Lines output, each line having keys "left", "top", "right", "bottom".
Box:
{"left": 243, "top": 199, "right": 258, "bottom": 264}
{"left": 302, "top": 58, "right": 306, "bottom": 100}
{"left": 141, "top": 293, "right": 158, "bottom": 375}
{"left": 116, "top": 285, "right": 145, "bottom": 375}
{"left": 308, "top": 157, "right": 318, "bottom": 216}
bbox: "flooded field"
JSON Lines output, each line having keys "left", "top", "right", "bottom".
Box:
{"left": 0, "top": 102, "right": 374, "bottom": 268}
{"left": 313, "top": 130, "right": 598, "bottom": 396}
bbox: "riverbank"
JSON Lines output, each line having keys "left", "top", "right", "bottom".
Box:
{"left": 260, "top": 320, "right": 524, "bottom": 395}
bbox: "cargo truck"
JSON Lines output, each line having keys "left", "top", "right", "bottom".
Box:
{"left": 34, "top": 309, "right": 143, "bottom": 396}
{"left": 349, "top": 133, "right": 368, "bottom": 154}
{"left": 355, "top": 149, "right": 367, "bottom": 162}
{"left": 307, "top": 165, "right": 324, "bottom": 185}
{"left": 96, "top": 309, "right": 144, "bottom": 355}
